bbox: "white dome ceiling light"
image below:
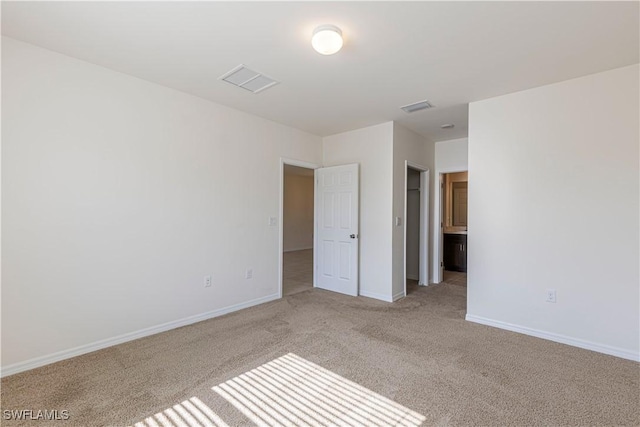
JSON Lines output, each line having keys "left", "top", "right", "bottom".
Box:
{"left": 311, "top": 25, "right": 343, "bottom": 55}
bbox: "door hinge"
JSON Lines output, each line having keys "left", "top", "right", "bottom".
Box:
{"left": 440, "top": 261, "right": 443, "bottom": 267}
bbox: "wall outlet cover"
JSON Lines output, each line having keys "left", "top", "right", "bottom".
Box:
{"left": 546, "top": 289, "right": 556, "bottom": 303}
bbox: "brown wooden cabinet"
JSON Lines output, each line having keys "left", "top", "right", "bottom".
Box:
{"left": 444, "top": 233, "right": 467, "bottom": 272}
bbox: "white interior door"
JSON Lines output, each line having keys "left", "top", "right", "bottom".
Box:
{"left": 314, "top": 164, "right": 359, "bottom": 296}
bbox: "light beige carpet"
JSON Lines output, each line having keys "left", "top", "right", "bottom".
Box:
{"left": 283, "top": 249, "right": 313, "bottom": 297}
{"left": 1, "top": 280, "right": 639, "bottom": 426}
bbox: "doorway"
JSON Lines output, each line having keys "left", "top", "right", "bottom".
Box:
{"left": 282, "top": 164, "right": 314, "bottom": 296}
{"left": 279, "top": 159, "right": 318, "bottom": 297}
{"left": 403, "top": 162, "right": 430, "bottom": 296}
{"left": 438, "top": 171, "right": 468, "bottom": 287}
{"left": 279, "top": 159, "right": 361, "bottom": 299}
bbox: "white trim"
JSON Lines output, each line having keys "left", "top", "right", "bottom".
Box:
{"left": 392, "top": 291, "right": 406, "bottom": 301}
{"left": 1, "top": 293, "right": 281, "bottom": 378}
{"left": 279, "top": 158, "right": 320, "bottom": 299}
{"left": 465, "top": 314, "right": 640, "bottom": 362}
{"left": 313, "top": 168, "right": 318, "bottom": 290}
{"left": 418, "top": 167, "right": 429, "bottom": 287}
{"left": 359, "top": 290, "right": 394, "bottom": 303}
{"left": 283, "top": 246, "right": 313, "bottom": 253}
{"left": 406, "top": 274, "right": 419, "bottom": 281}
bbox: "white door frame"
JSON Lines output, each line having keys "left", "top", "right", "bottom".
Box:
{"left": 403, "top": 161, "right": 430, "bottom": 297}
{"left": 278, "top": 157, "right": 320, "bottom": 298}
{"left": 433, "top": 168, "right": 468, "bottom": 283}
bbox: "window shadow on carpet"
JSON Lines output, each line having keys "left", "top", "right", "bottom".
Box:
{"left": 132, "top": 353, "right": 425, "bottom": 427}
{"left": 213, "top": 353, "right": 425, "bottom": 427}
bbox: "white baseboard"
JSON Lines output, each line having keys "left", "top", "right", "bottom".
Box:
{"left": 406, "top": 274, "right": 419, "bottom": 281}
{"left": 359, "top": 290, "right": 393, "bottom": 303}
{"left": 465, "top": 314, "right": 640, "bottom": 362}
{"left": 1, "top": 293, "right": 281, "bottom": 378}
{"left": 392, "top": 291, "right": 406, "bottom": 301}
{"left": 283, "top": 246, "right": 313, "bottom": 253}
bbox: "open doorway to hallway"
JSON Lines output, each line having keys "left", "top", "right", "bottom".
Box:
{"left": 282, "top": 164, "right": 315, "bottom": 296}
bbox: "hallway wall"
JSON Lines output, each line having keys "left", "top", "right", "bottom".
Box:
{"left": 283, "top": 170, "right": 314, "bottom": 252}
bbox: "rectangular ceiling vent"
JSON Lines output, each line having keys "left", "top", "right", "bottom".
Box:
{"left": 219, "top": 65, "right": 279, "bottom": 94}
{"left": 400, "top": 100, "right": 434, "bottom": 113}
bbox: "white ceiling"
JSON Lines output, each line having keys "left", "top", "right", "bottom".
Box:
{"left": 2, "top": 1, "right": 638, "bottom": 141}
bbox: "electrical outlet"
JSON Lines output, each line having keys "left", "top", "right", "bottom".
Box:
{"left": 268, "top": 217, "right": 277, "bottom": 226}
{"left": 546, "top": 289, "right": 556, "bottom": 303}
{"left": 245, "top": 268, "right": 253, "bottom": 279}
{"left": 204, "top": 275, "right": 212, "bottom": 288}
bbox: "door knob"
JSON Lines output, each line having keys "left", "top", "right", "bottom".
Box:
{"left": 350, "top": 234, "right": 358, "bottom": 239}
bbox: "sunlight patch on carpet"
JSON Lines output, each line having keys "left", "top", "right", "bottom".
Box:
{"left": 212, "top": 353, "right": 426, "bottom": 427}
{"left": 132, "top": 396, "right": 229, "bottom": 427}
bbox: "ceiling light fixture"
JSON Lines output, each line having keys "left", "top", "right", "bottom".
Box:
{"left": 312, "top": 25, "right": 343, "bottom": 55}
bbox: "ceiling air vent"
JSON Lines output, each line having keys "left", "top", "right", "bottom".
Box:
{"left": 219, "top": 65, "right": 279, "bottom": 94}
{"left": 400, "top": 100, "right": 434, "bottom": 113}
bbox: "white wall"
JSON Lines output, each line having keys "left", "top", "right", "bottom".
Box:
{"left": 435, "top": 138, "right": 468, "bottom": 173}
{"left": 467, "top": 65, "right": 639, "bottom": 361}
{"left": 1, "top": 37, "right": 322, "bottom": 373}
{"left": 392, "top": 123, "right": 434, "bottom": 299}
{"left": 323, "top": 122, "right": 394, "bottom": 302}
{"left": 433, "top": 138, "right": 469, "bottom": 282}
{"left": 283, "top": 173, "right": 314, "bottom": 252}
